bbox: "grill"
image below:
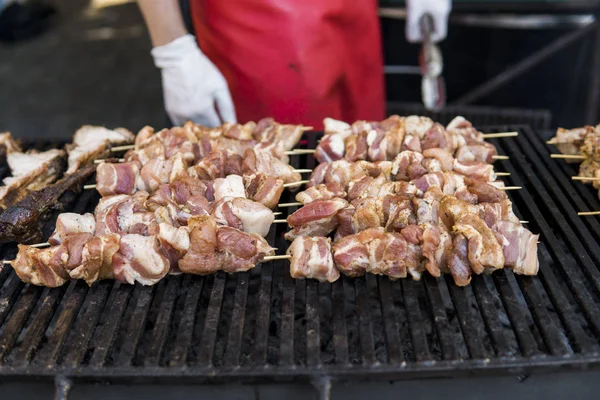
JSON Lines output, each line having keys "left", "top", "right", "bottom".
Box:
{"left": 1, "top": 122, "right": 600, "bottom": 395}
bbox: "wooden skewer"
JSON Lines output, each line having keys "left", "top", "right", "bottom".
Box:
{"left": 481, "top": 132, "right": 518, "bottom": 139}
{"left": 283, "top": 180, "right": 309, "bottom": 188}
{"left": 550, "top": 154, "right": 587, "bottom": 160}
{"left": 278, "top": 202, "right": 302, "bottom": 208}
{"left": 495, "top": 172, "right": 511, "bottom": 176}
{"left": 578, "top": 211, "right": 600, "bottom": 216}
{"left": 2, "top": 260, "right": 11, "bottom": 265}
{"left": 293, "top": 169, "right": 313, "bottom": 173}
{"left": 264, "top": 254, "right": 292, "bottom": 261}
{"left": 499, "top": 186, "right": 522, "bottom": 190}
{"left": 273, "top": 212, "right": 282, "bottom": 216}
{"left": 301, "top": 126, "right": 314, "bottom": 131}
{"left": 30, "top": 242, "right": 50, "bottom": 248}
{"left": 84, "top": 184, "right": 96, "bottom": 190}
{"left": 285, "top": 149, "right": 316, "bottom": 155}
{"left": 111, "top": 144, "right": 135, "bottom": 152}
{"left": 94, "top": 158, "right": 124, "bottom": 164}
{"left": 491, "top": 155, "right": 509, "bottom": 160}
{"left": 572, "top": 176, "right": 600, "bottom": 181}
{"left": 273, "top": 219, "right": 288, "bottom": 223}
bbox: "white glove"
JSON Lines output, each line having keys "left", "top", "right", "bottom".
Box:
{"left": 406, "top": 0, "right": 451, "bottom": 43}
{"left": 151, "top": 34, "right": 236, "bottom": 127}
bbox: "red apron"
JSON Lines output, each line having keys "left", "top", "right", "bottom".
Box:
{"left": 191, "top": 0, "right": 385, "bottom": 130}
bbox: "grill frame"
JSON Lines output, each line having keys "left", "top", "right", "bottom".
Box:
{"left": 1, "top": 123, "right": 600, "bottom": 386}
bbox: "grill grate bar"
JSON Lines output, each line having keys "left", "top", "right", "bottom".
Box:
{"left": 306, "top": 280, "right": 321, "bottom": 366}
{"left": 377, "top": 277, "right": 403, "bottom": 364}
{"left": 88, "top": 284, "right": 132, "bottom": 367}
{"left": 422, "top": 277, "right": 464, "bottom": 361}
{"left": 0, "top": 286, "right": 42, "bottom": 362}
{"left": 278, "top": 265, "right": 295, "bottom": 365}
{"left": 196, "top": 272, "right": 226, "bottom": 367}
{"left": 355, "top": 277, "right": 376, "bottom": 364}
{"left": 12, "top": 287, "right": 66, "bottom": 365}
{"left": 445, "top": 278, "right": 489, "bottom": 359}
{"left": 32, "top": 282, "right": 88, "bottom": 366}
{"left": 491, "top": 272, "right": 541, "bottom": 357}
{"left": 169, "top": 277, "right": 203, "bottom": 366}
{"left": 223, "top": 272, "right": 250, "bottom": 367}
{"left": 62, "top": 281, "right": 112, "bottom": 367}
{"left": 470, "top": 277, "right": 515, "bottom": 357}
{"left": 116, "top": 285, "right": 154, "bottom": 366}
{"left": 145, "top": 276, "right": 182, "bottom": 366}
{"left": 250, "top": 264, "right": 274, "bottom": 366}
{"left": 401, "top": 280, "right": 431, "bottom": 361}
{"left": 0, "top": 274, "right": 25, "bottom": 328}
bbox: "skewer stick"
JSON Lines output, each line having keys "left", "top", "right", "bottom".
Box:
{"left": 495, "top": 172, "right": 511, "bottom": 176}
{"left": 491, "top": 155, "right": 509, "bottom": 160}
{"left": 481, "top": 132, "right": 518, "bottom": 139}
{"left": 578, "top": 211, "right": 600, "bottom": 216}
{"left": 285, "top": 149, "right": 316, "bottom": 155}
{"left": 499, "top": 186, "right": 522, "bottom": 190}
{"left": 293, "top": 169, "right": 313, "bottom": 173}
{"left": 264, "top": 254, "right": 292, "bottom": 261}
{"left": 572, "top": 176, "right": 600, "bottom": 181}
{"left": 301, "top": 126, "right": 314, "bottom": 131}
{"left": 84, "top": 184, "right": 96, "bottom": 190}
{"left": 283, "top": 180, "right": 309, "bottom": 188}
{"left": 30, "top": 243, "right": 50, "bottom": 248}
{"left": 520, "top": 221, "right": 529, "bottom": 224}
{"left": 94, "top": 158, "right": 124, "bottom": 164}
{"left": 279, "top": 202, "right": 302, "bottom": 208}
{"left": 2, "top": 260, "right": 11, "bottom": 265}
{"left": 111, "top": 144, "right": 135, "bottom": 152}
{"left": 550, "top": 154, "right": 587, "bottom": 160}
{"left": 273, "top": 219, "right": 288, "bottom": 223}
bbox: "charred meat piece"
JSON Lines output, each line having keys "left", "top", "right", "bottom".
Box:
{"left": 0, "top": 163, "right": 95, "bottom": 244}
{"left": 0, "top": 149, "right": 66, "bottom": 209}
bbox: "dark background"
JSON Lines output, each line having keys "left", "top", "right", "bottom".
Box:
{"left": 0, "top": 0, "right": 599, "bottom": 140}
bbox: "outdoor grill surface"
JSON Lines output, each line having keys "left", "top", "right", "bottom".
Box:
{"left": 0, "top": 125, "right": 599, "bottom": 387}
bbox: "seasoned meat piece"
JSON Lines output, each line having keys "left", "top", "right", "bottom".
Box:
{"left": 452, "top": 159, "right": 496, "bottom": 181}
{"left": 244, "top": 173, "right": 284, "bottom": 210}
{"left": 412, "top": 172, "right": 445, "bottom": 194}
{"left": 112, "top": 234, "right": 170, "bottom": 286}
{"left": 217, "top": 226, "right": 275, "bottom": 273}
{"left": 49, "top": 212, "right": 95, "bottom": 245}
{"left": 493, "top": 221, "right": 539, "bottom": 276}
{"left": 66, "top": 125, "right": 134, "bottom": 174}
{"left": 332, "top": 232, "right": 370, "bottom": 277}
{"left": 455, "top": 143, "right": 498, "bottom": 163}
{"left": 334, "top": 205, "right": 356, "bottom": 240}
{"left": 391, "top": 151, "right": 426, "bottom": 181}
{"left": 213, "top": 175, "right": 246, "bottom": 201}
{"left": 466, "top": 178, "right": 508, "bottom": 203}
{"left": 422, "top": 148, "right": 454, "bottom": 171}
{"left": 383, "top": 194, "right": 416, "bottom": 231}
{"left": 287, "top": 236, "right": 339, "bottom": 282}
{"left": 13, "top": 243, "right": 70, "bottom": 287}
{"left": 285, "top": 198, "right": 348, "bottom": 240}
{"left": 448, "top": 233, "right": 472, "bottom": 286}
{"left": 315, "top": 118, "right": 352, "bottom": 163}
{"left": 213, "top": 197, "right": 275, "bottom": 237}
{"left": 178, "top": 216, "right": 223, "bottom": 275}
{"left": 578, "top": 158, "right": 600, "bottom": 187}
{"left": 137, "top": 158, "right": 174, "bottom": 193}
{"left": 453, "top": 214, "right": 504, "bottom": 274}
{"left": 296, "top": 182, "right": 346, "bottom": 205}
{"left": 548, "top": 126, "right": 593, "bottom": 158}
{"left": 351, "top": 197, "right": 385, "bottom": 232}
{"left": 439, "top": 195, "right": 479, "bottom": 229}
{"left": 242, "top": 148, "right": 301, "bottom": 185}
{"left": 96, "top": 161, "right": 140, "bottom": 196}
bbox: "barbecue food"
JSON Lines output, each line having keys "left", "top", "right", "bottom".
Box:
{"left": 0, "top": 149, "right": 66, "bottom": 209}
{"left": 0, "top": 164, "right": 96, "bottom": 244}
{"left": 286, "top": 236, "right": 339, "bottom": 283}
{"left": 315, "top": 116, "right": 499, "bottom": 164}
{"left": 97, "top": 149, "right": 297, "bottom": 198}
{"left": 66, "top": 125, "right": 135, "bottom": 174}
{"left": 12, "top": 214, "right": 275, "bottom": 287}
{"left": 548, "top": 125, "right": 598, "bottom": 157}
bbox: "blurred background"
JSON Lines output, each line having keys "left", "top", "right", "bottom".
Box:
{"left": 1, "top": 0, "right": 600, "bottom": 139}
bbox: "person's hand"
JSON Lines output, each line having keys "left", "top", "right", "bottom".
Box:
{"left": 151, "top": 34, "right": 236, "bottom": 127}
{"left": 406, "top": 0, "right": 451, "bottom": 43}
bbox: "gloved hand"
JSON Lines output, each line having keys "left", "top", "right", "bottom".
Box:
{"left": 151, "top": 34, "right": 236, "bottom": 127}
{"left": 406, "top": 0, "right": 451, "bottom": 43}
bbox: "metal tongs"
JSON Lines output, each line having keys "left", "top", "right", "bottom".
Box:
{"left": 419, "top": 14, "right": 446, "bottom": 110}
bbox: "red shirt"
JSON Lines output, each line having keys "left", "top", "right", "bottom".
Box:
{"left": 191, "top": 0, "right": 385, "bottom": 129}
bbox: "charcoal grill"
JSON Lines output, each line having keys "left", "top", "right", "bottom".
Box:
{"left": 1, "top": 122, "right": 600, "bottom": 398}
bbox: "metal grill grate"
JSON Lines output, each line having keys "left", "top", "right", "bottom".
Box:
{"left": 0, "top": 124, "right": 600, "bottom": 386}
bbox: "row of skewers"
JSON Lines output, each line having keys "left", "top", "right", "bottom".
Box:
{"left": 1, "top": 115, "right": 534, "bottom": 288}
{"left": 548, "top": 124, "right": 600, "bottom": 215}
